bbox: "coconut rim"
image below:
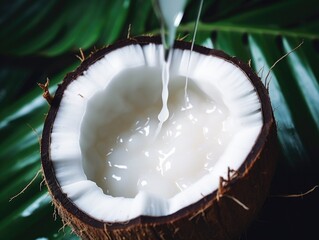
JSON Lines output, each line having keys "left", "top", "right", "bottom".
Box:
{"left": 41, "top": 35, "right": 274, "bottom": 229}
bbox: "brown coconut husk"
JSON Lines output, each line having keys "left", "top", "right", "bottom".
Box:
{"left": 41, "top": 36, "right": 278, "bottom": 240}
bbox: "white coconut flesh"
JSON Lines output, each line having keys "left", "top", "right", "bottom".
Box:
{"left": 50, "top": 43, "right": 263, "bottom": 223}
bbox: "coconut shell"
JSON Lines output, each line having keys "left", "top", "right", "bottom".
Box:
{"left": 41, "top": 36, "right": 278, "bottom": 240}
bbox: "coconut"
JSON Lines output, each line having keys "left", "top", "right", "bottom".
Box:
{"left": 41, "top": 36, "right": 277, "bottom": 240}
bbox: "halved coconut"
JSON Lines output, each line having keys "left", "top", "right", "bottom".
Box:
{"left": 41, "top": 36, "right": 277, "bottom": 239}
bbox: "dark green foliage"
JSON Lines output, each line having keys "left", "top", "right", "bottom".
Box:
{"left": 0, "top": 0, "right": 318, "bottom": 239}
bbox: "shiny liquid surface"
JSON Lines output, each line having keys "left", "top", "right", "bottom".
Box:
{"left": 104, "top": 85, "right": 231, "bottom": 198}
{"left": 81, "top": 69, "right": 234, "bottom": 199}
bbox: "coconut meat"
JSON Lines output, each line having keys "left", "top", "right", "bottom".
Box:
{"left": 50, "top": 43, "right": 263, "bottom": 222}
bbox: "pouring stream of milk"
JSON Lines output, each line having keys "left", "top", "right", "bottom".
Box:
{"left": 153, "top": 0, "right": 203, "bottom": 137}
{"left": 152, "top": 0, "right": 187, "bottom": 136}
{"left": 184, "top": 0, "right": 204, "bottom": 109}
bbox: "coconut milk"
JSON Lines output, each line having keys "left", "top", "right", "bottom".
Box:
{"left": 82, "top": 69, "right": 233, "bottom": 199}
{"left": 152, "top": 0, "right": 187, "bottom": 135}
{"left": 103, "top": 87, "right": 232, "bottom": 199}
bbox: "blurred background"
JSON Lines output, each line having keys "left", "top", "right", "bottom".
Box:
{"left": 0, "top": 0, "right": 318, "bottom": 239}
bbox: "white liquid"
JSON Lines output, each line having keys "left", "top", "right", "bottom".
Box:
{"left": 153, "top": 0, "right": 187, "bottom": 134}
{"left": 81, "top": 68, "right": 234, "bottom": 199}
{"left": 103, "top": 83, "right": 231, "bottom": 199}
{"left": 155, "top": 58, "right": 170, "bottom": 137}
{"left": 184, "top": 0, "right": 204, "bottom": 108}
{"left": 153, "top": 0, "right": 187, "bottom": 59}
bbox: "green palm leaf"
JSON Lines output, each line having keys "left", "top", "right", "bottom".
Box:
{"left": 1, "top": 0, "right": 318, "bottom": 239}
